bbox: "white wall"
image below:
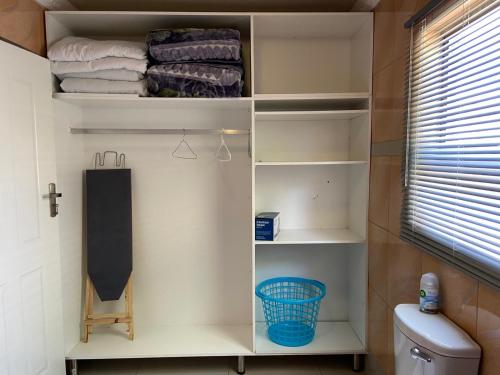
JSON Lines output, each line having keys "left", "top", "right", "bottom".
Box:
{"left": 56, "top": 104, "right": 253, "bottom": 332}
{"left": 255, "top": 166, "right": 350, "bottom": 230}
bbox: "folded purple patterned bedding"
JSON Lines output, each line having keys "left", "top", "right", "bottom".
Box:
{"left": 146, "top": 28, "right": 242, "bottom": 63}
{"left": 146, "top": 63, "right": 243, "bottom": 97}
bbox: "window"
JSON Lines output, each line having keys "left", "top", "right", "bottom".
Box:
{"left": 402, "top": 0, "right": 500, "bottom": 287}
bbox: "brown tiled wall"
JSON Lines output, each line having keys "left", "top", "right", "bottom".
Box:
{"left": 0, "top": 0, "right": 46, "bottom": 56}
{"left": 369, "top": 1, "right": 500, "bottom": 374}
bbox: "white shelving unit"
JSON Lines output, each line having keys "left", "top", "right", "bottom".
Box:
{"left": 253, "top": 93, "right": 370, "bottom": 100}
{"left": 68, "top": 325, "right": 253, "bottom": 359}
{"left": 252, "top": 12, "right": 371, "bottom": 358}
{"left": 44, "top": 10, "right": 372, "bottom": 366}
{"left": 255, "top": 228, "right": 365, "bottom": 245}
{"left": 53, "top": 93, "right": 253, "bottom": 110}
{"left": 255, "top": 161, "right": 368, "bottom": 166}
{"left": 255, "top": 110, "right": 369, "bottom": 121}
{"left": 255, "top": 322, "right": 364, "bottom": 355}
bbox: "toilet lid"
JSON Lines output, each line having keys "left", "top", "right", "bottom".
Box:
{"left": 394, "top": 304, "right": 481, "bottom": 358}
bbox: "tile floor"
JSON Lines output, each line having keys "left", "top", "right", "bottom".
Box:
{"left": 76, "top": 355, "right": 383, "bottom": 375}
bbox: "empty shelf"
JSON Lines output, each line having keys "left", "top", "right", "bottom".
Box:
{"left": 254, "top": 93, "right": 370, "bottom": 112}
{"left": 67, "top": 324, "right": 253, "bottom": 359}
{"left": 254, "top": 93, "right": 370, "bottom": 100}
{"left": 255, "top": 228, "right": 365, "bottom": 245}
{"left": 255, "top": 161, "right": 368, "bottom": 166}
{"left": 255, "top": 92, "right": 370, "bottom": 100}
{"left": 255, "top": 110, "right": 369, "bottom": 121}
{"left": 255, "top": 322, "right": 365, "bottom": 355}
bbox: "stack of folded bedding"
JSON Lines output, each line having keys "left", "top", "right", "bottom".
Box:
{"left": 146, "top": 28, "right": 244, "bottom": 98}
{"left": 48, "top": 37, "right": 148, "bottom": 96}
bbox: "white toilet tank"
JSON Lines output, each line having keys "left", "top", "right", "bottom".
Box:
{"left": 394, "top": 304, "right": 481, "bottom": 375}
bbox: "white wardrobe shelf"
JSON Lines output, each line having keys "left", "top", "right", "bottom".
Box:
{"left": 254, "top": 94, "right": 370, "bottom": 112}
{"left": 254, "top": 93, "right": 370, "bottom": 100}
{"left": 52, "top": 93, "right": 367, "bottom": 112}
{"left": 255, "top": 228, "right": 364, "bottom": 245}
{"left": 52, "top": 93, "right": 252, "bottom": 110}
{"left": 255, "top": 161, "right": 368, "bottom": 166}
{"left": 255, "top": 110, "right": 369, "bottom": 121}
{"left": 255, "top": 322, "right": 365, "bottom": 355}
{"left": 67, "top": 325, "right": 253, "bottom": 360}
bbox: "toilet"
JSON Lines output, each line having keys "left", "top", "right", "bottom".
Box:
{"left": 394, "top": 304, "right": 481, "bottom": 375}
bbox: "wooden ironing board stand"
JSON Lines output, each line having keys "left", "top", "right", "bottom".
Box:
{"left": 82, "top": 274, "right": 134, "bottom": 342}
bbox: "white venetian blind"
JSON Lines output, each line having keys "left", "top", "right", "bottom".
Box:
{"left": 402, "top": 0, "right": 500, "bottom": 286}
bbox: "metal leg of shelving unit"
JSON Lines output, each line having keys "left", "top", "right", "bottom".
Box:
{"left": 352, "top": 354, "right": 365, "bottom": 372}
{"left": 237, "top": 356, "right": 245, "bottom": 374}
{"left": 69, "top": 359, "right": 78, "bottom": 375}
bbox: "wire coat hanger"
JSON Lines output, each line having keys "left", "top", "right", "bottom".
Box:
{"left": 216, "top": 129, "right": 231, "bottom": 162}
{"left": 172, "top": 129, "right": 198, "bottom": 160}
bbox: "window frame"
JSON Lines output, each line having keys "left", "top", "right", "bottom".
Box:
{"left": 401, "top": 0, "right": 500, "bottom": 289}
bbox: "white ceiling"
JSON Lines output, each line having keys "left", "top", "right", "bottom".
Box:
{"left": 62, "top": 0, "right": 362, "bottom": 12}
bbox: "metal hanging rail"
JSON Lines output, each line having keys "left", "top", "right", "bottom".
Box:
{"left": 70, "top": 128, "right": 250, "bottom": 135}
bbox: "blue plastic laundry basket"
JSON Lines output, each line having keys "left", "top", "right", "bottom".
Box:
{"left": 256, "top": 277, "right": 326, "bottom": 347}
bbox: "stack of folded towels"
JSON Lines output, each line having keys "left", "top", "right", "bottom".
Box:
{"left": 48, "top": 37, "right": 148, "bottom": 96}
{"left": 146, "top": 28, "right": 244, "bottom": 97}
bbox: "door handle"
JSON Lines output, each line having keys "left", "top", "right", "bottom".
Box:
{"left": 43, "top": 183, "right": 62, "bottom": 217}
{"left": 410, "top": 346, "right": 432, "bottom": 363}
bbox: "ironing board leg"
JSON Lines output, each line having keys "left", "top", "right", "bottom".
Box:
{"left": 69, "top": 359, "right": 78, "bottom": 375}
{"left": 237, "top": 356, "right": 245, "bottom": 374}
{"left": 352, "top": 354, "right": 364, "bottom": 372}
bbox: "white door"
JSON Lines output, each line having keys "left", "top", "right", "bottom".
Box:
{"left": 0, "top": 41, "right": 65, "bottom": 374}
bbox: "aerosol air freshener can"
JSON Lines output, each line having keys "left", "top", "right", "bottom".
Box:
{"left": 420, "top": 273, "right": 440, "bottom": 314}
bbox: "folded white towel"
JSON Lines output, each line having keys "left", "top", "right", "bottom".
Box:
{"left": 51, "top": 57, "right": 148, "bottom": 75}
{"left": 60, "top": 78, "right": 148, "bottom": 96}
{"left": 48, "top": 37, "right": 146, "bottom": 62}
{"left": 56, "top": 69, "right": 143, "bottom": 82}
